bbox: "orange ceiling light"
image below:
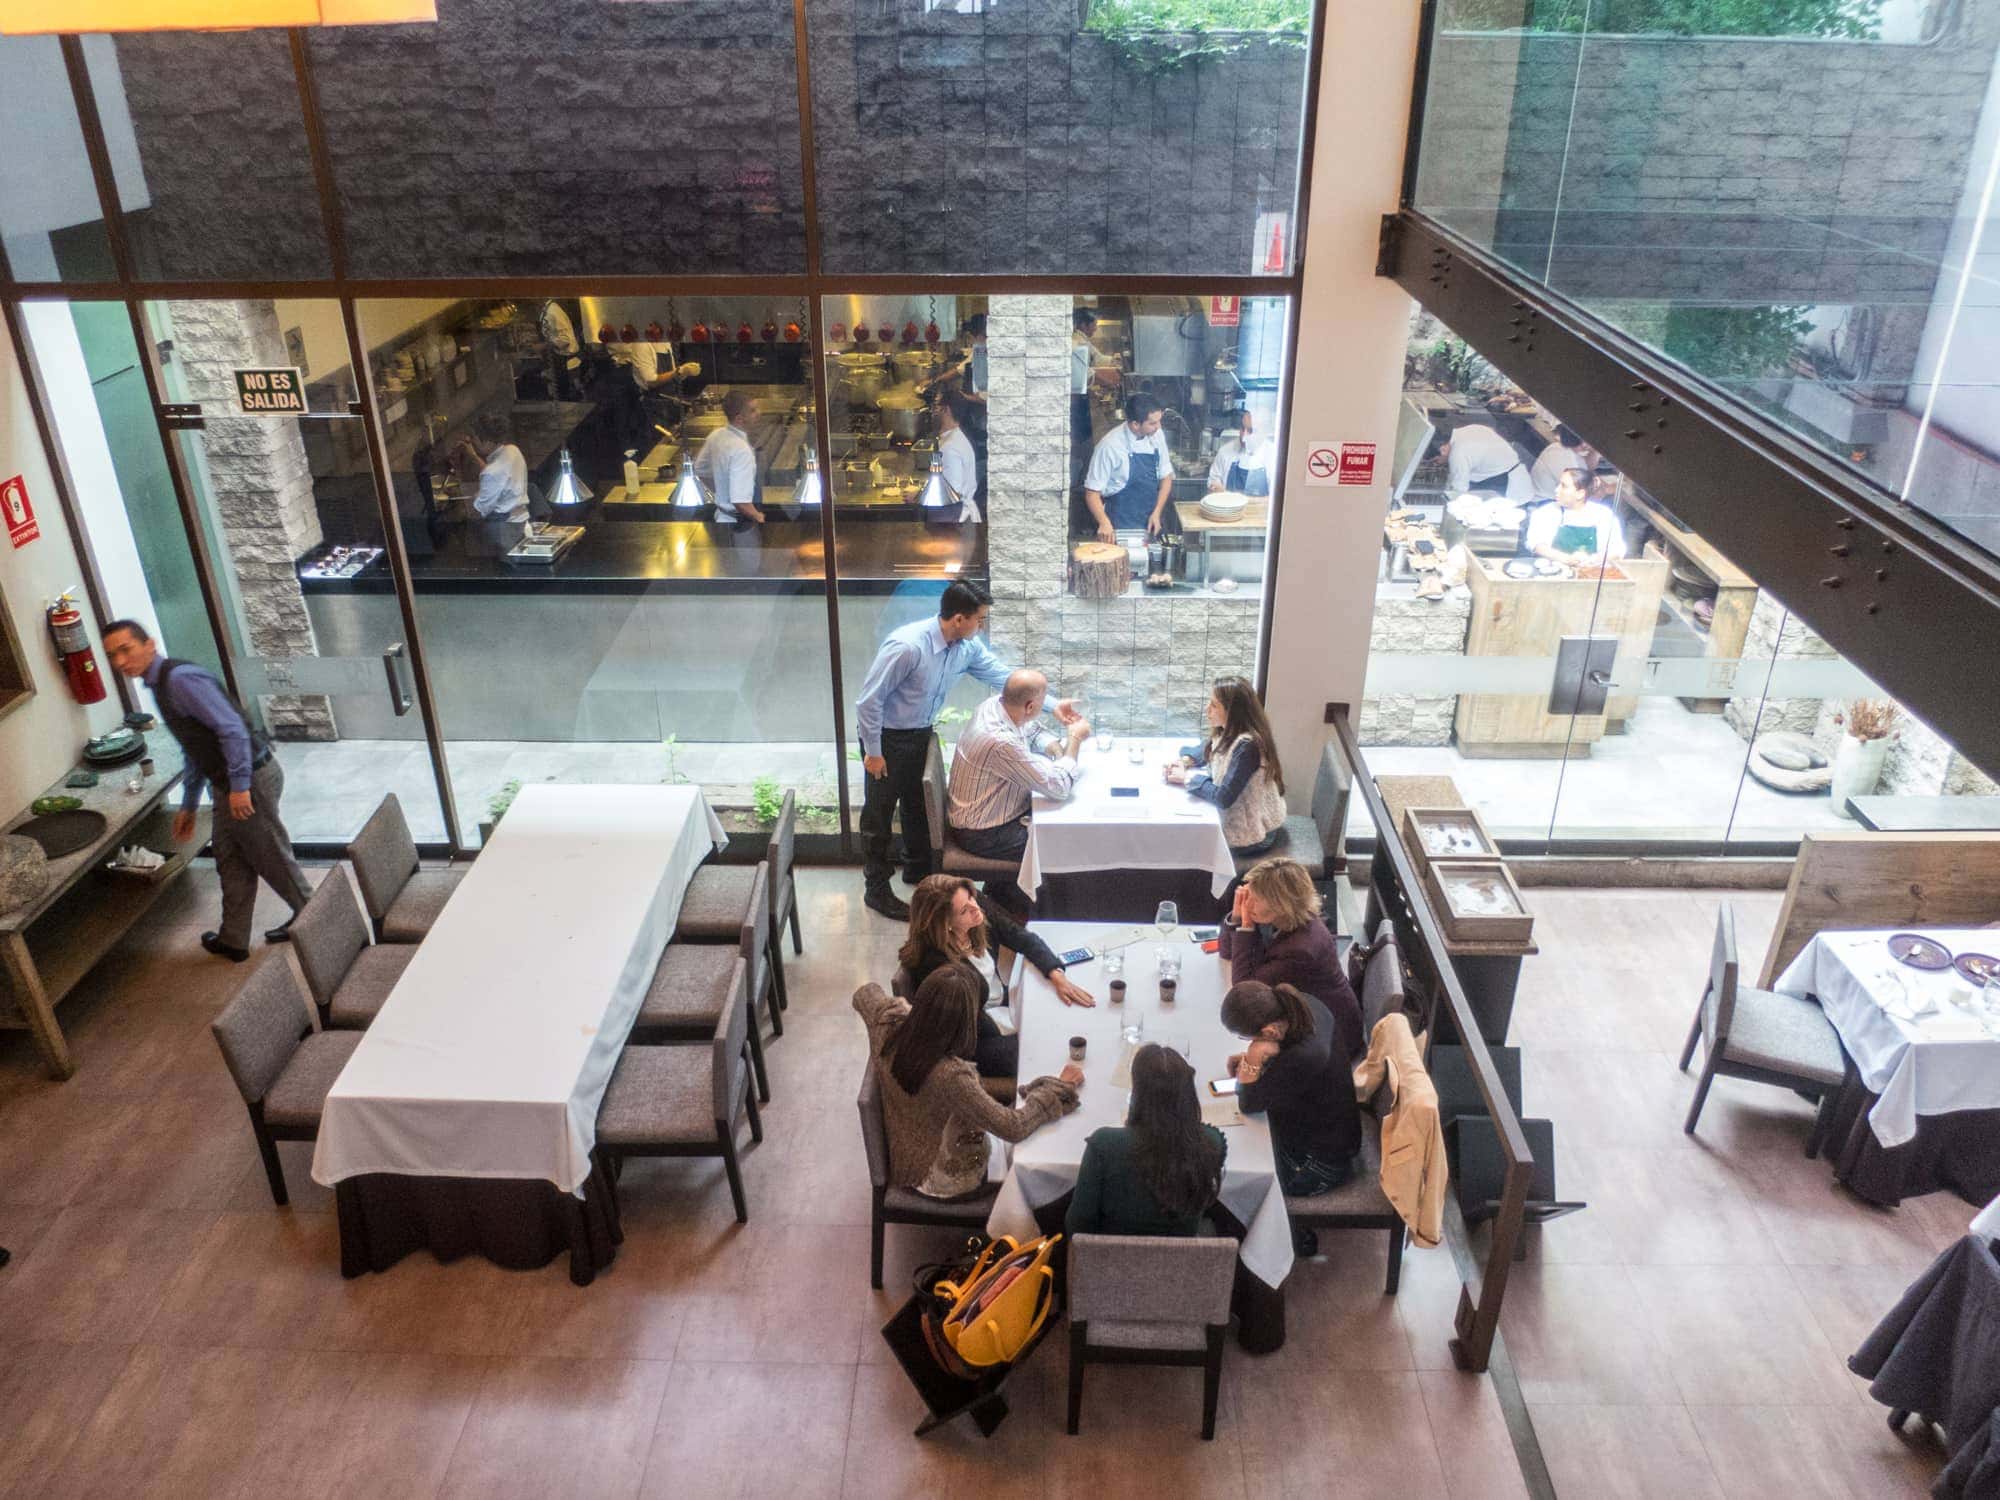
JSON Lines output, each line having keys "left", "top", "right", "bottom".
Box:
{"left": 0, "top": 0, "right": 435, "bottom": 33}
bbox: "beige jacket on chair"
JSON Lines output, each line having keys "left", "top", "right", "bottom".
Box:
{"left": 1353, "top": 1013, "right": 1447, "bottom": 1250}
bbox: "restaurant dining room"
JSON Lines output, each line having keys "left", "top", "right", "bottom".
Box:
{"left": 3, "top": 0, "right": 2000, "bottom": 1498}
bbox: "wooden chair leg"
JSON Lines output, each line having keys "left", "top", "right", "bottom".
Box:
{"left": 764, "top": 966, "right": 784, "bottom": 1039}
{"left": 746, "top": 1015, "right": 771, "bottom": 1104}
{"left": 1385, "top": 1223, "right": 1406, "bottom": 1294}
{"left": 1683, "top": 1061, "right": 1718, "bottom": 1136}
{"left": 742, "top": 1057, "right": 765, "bottom": 1144}
{"left": 565, "top": 1191, "right": 596, "bottom": 1287}
{"left": 789, "top": 899, "right": 803, "bottom": 956}
{"left": 1201, "top": 1327, "right": 1225, "bottom": 1440}
{"left": 718, "top": 1123, "right": 748, "bottom": 1223}
{"left": 249, "top": 1108, "right": 288, "bottom": 1207}
{"left": 1805, "top": 1089, "right": 1834, "bottom": 1159}
{"left": 1067, "top": 1323, "right": 1087, "bottom": 1435}
{"left": 870, "top": 1207, "right": 886, "bottom": 1290}
{"left": 1677, "top": 1002, "right": 1703, "bottom": 1072}
{"left": 770, "top": 933, "right": 790, "bottom": 1013}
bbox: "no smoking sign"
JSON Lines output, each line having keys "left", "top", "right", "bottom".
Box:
{"left": 1304, "top": 440, "right": 1376, "bottom": 488}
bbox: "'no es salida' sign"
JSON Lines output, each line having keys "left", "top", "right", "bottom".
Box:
{"left": 234, "top": 367, "right": 307, "bottom": 415}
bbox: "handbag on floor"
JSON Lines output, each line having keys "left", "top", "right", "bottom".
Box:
{"left": 914, "top": 1234, "right": 1062, "bottom": 1378}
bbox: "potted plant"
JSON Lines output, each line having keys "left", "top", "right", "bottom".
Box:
{"left": 1830, "top": 699, "right": 1897, "bottom": 815}
{"left": 479, "top": 778, "right": 523, "bottom": 846}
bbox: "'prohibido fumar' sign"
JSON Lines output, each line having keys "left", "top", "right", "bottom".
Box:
{"left": 233, "top": 367, "right": 307, "bottom": 415}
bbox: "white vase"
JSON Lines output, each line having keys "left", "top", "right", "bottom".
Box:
{"left": 1830, "top": 734, "right": 1889, "bottom": 816}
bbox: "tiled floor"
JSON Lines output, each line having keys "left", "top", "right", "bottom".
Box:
{"left": 0, "top": 871, "right": 1964, "bottom": 1498}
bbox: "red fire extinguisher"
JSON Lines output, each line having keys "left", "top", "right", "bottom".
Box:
{"left": 47, "top": 591, "right": 108, "bottom": 705}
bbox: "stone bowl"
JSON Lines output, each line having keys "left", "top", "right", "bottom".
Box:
{"left": 0, "top": 833, "right": 50, "bottom": 916}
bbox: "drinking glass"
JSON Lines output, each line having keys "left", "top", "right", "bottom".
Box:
{"left": 1155, "top": 945, "right": 1182, "bottom": 980}
{"left": 1121, "top": 1008, "right": 1145, "bottom": 1047}
{"left": 1094, "top": 730, "right": 1113, "bottom": 753}
{"left": 1101, "top": 950, "right": 1125, "bottom": 978}
{"left": 1127, "top": 743, "right": 1144, "bottom": 765}
{"left": 1155, "top": 1030, "right": 1192, "bottom": 1061}
{"left": 1155, "top": 901, "right": 1179, "bottom": 939}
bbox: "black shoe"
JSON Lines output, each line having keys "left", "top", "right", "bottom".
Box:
{"left": 1293, "top": 1228, "right": 1320, "bottom": 1259}
{"left": 900, "top": 865, "right": 933, "bottom": 888}
{"left": 201, "top": 931, "right": 251, "bottom": 963}
{"left": 265, "top": 914, "right": 298, "bottom": 944}
{"left": 864, "top": 888, "right": 911, "bottom": 922}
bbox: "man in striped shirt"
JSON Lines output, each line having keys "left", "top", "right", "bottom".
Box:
{"left": 947, "top": 670, "right": 1092, "bottom": 914}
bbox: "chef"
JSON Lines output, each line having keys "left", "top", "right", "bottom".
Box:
{"left": 454, "top": 411, "right": 530, "bottom": 523}
{"left": 1437, "top": 419, "right": 1530, "bottom": 503}
{"left": 1071, "top": 307, "right": 1101, "bottom": 454}
{"left": 1083, "top": 392, "right": 1174, "bottom": 542}
{"left": 538, "top": 299, "right": 580, "bottom": 398}
{"left": 696, "top": 390, "right": 766, "bottom": 524}
{"left": 933, "top": 389, "right": 981, "bottom": 523}
{"left": 1206, "top": 407, "right": 1274, "bottom": 497}
{"left": 1527, "top": 467, "right": 1625, "bottom": 567}
{"left": 1528, "top": 422, "right": 1592, "bottom": 502}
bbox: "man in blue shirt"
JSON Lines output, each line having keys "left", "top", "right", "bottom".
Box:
{"left": 103, "top": 619, "right": 311, "bottom": 962}
{"left": 853, "top": 580, "right": 1073, "bottom": 920}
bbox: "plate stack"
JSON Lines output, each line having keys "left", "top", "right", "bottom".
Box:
{"left": 1199, "top": 490, "right": 1250, "bottom": 522}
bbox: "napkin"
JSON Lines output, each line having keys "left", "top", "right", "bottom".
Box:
{"left": 1201, "top": 1097, "right": 1246, "bottom": 1130}
{"left": 1109, "top": 1042, "right": 1139, "bottom": 1091}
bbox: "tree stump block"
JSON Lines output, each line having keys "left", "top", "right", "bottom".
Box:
{"left": 1069, "top": 542, "right": 1130, "bottom": 600}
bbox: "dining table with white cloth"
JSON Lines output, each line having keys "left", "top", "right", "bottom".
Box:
{"left": 1017, "top": 736, "right": 1236, "bottom": 911}
{"left": 312, "top": 783, "right": 727, "bottom": 1279}
{"left": 985, "top": 920, "right": 1295, "bottom": 1340}
{"left": 1773, "top": 927, "right": 2000, "bottom": 1206}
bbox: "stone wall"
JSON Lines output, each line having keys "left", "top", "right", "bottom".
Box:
{"left": 1724, "top": 590, "right": 1839, "bottom": 740}
{"left": 165, "top": 300, "right": 333, "bottom": 740}
{"left": 1359, "top": 591, "right": 1472, "bottom": 747}
{"left": 981, "top": 294, "right": 1258, "bottom": 737}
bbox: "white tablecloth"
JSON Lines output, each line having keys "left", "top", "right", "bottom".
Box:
{"left": 312, "top": 785, "right": 727, "bottom": 1195}
{"left": 985, "top": 920, "right": 1294, "bottom": 1288}
{"left": 1018, "top": 736, "right": 1235, "bottom": 898}
{"left": 1772, "top": 928, "right": 2000, "bottom": 1150}
{"left": 1973, "top": 1193, "right": 2000, "bottom": 1241}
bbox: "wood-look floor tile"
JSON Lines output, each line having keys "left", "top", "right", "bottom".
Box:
{"left": 1039, "top": 1355, "right": 1249, "bottom": 1500}
{"left": 0, "top": 1341, "right": 136, "bottom": 1495}
{"left": 1628, "top": 1264, "right": 1857, "bottom": 1406}
{"left": 642, "top": 1360, "right": 855, "bottom": 1500}
{"left": 0, "top": 1205, "right": 216, "bottom": 1345}
{"left": 674, "top": 1267, "right": 872, "bottom": 1364}
{"left": 281, "top": 1351, "right": 486, "bottom": 1500}
{"left": 838, "top": 1358, "right": 1049, "bottom": 1498}
{"left": 1685, "top": 1402, "right": 1925, "bottom": 1499}
{"left": 1419, "top": 1370, "right": 1531, "bottom": 1500}
{"left": 439, "top": 1355, "right": 671, "bottom": 1500}
{"left": 144, "top": 1209, "right": 345, "bottom": 1349}
{"left": 1498, "top": 1262, "right": 1680, "bottom": 1406}
{"left": 1260, "top": 1232, "right": 1416, "bottom": 1371}
{"left": 1728, "top": 1150, "right": 1942, "bottom": 1274}
{"left": 1237, "top": 1365, "right": 1447, "bottom": 1498}
{"left": 1530, "top": 1403, "right": 1724, "bottom": 1499}
{"left": 64, "top": 1084, "right": 259, "bottom": 1213}
{"left": 1536, "top": 1143, "right": 1780, "bottom": 1266}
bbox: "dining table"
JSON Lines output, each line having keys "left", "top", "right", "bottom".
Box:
{"left": 1773, "top": 927, "right": 2000, "bottom": 1208}
{"left": 1018, "top": 735, "right": 1238, "bottom": 922}
{"left": 985, "top": 919, "right": 1293, "bottom": 1349}
{"left": 311, "top": 783, "right": 727, "bottom": 1282}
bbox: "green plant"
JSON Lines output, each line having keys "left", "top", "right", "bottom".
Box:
{"left": 1438, "top": 0, "right": 1882, "bottom": 39}
{"left": 935, "top": 705, "right": 973, "bottom": 744}
{"left": 1659, "top": 305, "right": 1814, "bottom": 383}
{"left": 751, "top": 774, "right": 785, "bottom": 826}
{"left": 1082, "top": 0, "right": 1310, "bottom": 71}
{"left": 660, "top": 733, "right": 689, "bottom": 785}
{"left": 486, "top": 778, "right": 523, "bottom": 826}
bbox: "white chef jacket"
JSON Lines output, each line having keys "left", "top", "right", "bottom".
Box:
{"left": 612, "top": 341, "right": 677, "bottom": 389}
{"left": 1447, "top": 423, "right": 1530, "bottom": 502}
{"left": 1084, "top": 422, "right": 1175, "bottom": 496}
{"left": 1526, "top": 498, "right": 1625, "bottom": 561}
{"left": 1071, "top": 330, "right": 1099, "bottom": 395}
{"left": 935, "top": 427, "right": 979, "bottom": 522}
{"left": 1529, "top": 440, "right": 1583, "bottom": 501}
{"left": 539, "top": 301, "right": 578, "bottom": 358}
{"left": 472, "top": 442, "right": 530, "bottom": 521}
{"left": 1207, "top": 432, "right": 1273, "bottom": 490}
{"left": 697, "top": 423, "right": 760, "bottom": 519}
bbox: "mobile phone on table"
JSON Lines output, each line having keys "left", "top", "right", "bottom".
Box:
{"left": 1189, "top": 927, "right": 1218, "bottom": 942}
{"left": 1208, "top": 1077, "right": 1238, "bottom": 1096}
{"left": 1109, "top": 786, "right": 1140, "bottom": 798}
{"left": 1058, "top": 947, "right": 1094, "bottom": 966}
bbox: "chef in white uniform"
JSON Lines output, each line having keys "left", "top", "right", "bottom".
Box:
{"left": 1439, "top": 420, "right": 1531, "bottom": 503}
{"left": 1528, "top": 422, "right": 1591, "bottom": 502}
{"left": 696, "top": 391, "right": 765, "bottom": 524}
{"left": 933, "top": 389, "right": 981, "bottom": 523}
{"left": 456, "top": 411, "right": 530, "bottom": 522}
{"left": 1526, "top": 467, "right": 1625, "bottom": 566}
{"left": 1206, "top": 407, "right": 1274, "bottom": 496}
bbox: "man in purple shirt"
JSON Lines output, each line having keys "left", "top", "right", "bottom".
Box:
{"left": 103, "top": 619, "right": 310, "bottom": 962}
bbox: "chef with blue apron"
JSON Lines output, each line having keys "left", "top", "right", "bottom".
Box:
{"left": 1526, "top": 467, "right": 1625, "bottom": 567}
{"left": 1083, "top": 392, "right": 1175, "bottom": 543}
{"left": 1206, "top": 408, "right": 1273, "bottom": 497}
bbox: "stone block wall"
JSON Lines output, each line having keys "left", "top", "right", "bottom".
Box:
{"left": 982, "top": 295, "right": 1259, "bottom": 737}
{"left": 1725, "top": 590, "right": 1838, "bottom": 740}
{"left": 165, "top": 300, "right": 333, "bottom": 740}
{"left": 1359, "top": 591, "right": 1472, "bottom": 747}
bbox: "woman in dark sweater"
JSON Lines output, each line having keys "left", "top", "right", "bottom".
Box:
{"left": 1067, "top": 1044, "right": 1226, "bottom": 1238}
{"left": 1223, "top": 979, "right": 1361, "bottom": 1254}
{"left": 901, "top": 874, "right": 1094, "bottom": 1078}
{"left": 1219, "top": 857, "right": 1362, "bottom": 1064}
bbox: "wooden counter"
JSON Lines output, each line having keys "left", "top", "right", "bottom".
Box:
{"left": 1455, "top": 552, "right": 1667, "bottom": 757}
{"left": 1622, "top": 487, "right": 1758, "bottom": 713}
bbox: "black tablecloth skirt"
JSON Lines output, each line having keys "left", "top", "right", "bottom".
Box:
{"left": 334, "top": 1168, "right": 622, "bottom": 1285}
{"left": 1032, "top": 867, "right": 1228, "bottom": 926}
{"left": 1825, "top": 1082, "right": 2000, "bottom": 1210}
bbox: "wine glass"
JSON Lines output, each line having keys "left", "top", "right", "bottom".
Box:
{"left": 1155, "top": 901, "right": 1179, "bottom": 940}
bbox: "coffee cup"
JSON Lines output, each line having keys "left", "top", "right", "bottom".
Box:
{"left": 1069, "top": 1036, "right": 1087, "bottom": 1062}
{"left": 1108, "top": 979, "right": 1127, "bottom": 1004}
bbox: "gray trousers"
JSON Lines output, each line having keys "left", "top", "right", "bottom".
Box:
{"left": 211, "top": 757, "right": 311, "bottom": 948}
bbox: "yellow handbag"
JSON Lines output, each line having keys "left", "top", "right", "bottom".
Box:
{"left": 930, "top": 1234, "right": 1062, "bottom": 1371}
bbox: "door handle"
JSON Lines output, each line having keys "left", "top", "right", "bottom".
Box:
{"left": 1587, "top": 669, "right": 1612, "bottom": 687}
{"left": 382, "top": 642, "right": 413, "bottom": 717}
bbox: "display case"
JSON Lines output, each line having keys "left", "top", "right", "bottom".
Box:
{"left": 1419, "top": 858, "right": 1534, "bottom": 945}
{"left": 1401, "top": 805, "right": 1500, "bottom": 879}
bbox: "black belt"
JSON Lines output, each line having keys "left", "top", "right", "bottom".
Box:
{"left": 879, "top": 725, "right": 933, "bottom": 739}
{"left": 251, "top": 745, "right": 274, "bottom": 770}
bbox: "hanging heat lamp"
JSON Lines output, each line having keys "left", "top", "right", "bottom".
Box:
{"left": 736, "top": 321, "right": 755, "bottom": 344}
{"left": 791, "top": 448, "right": 824, "bottom": 509}
{"left": 619, "top": 323, "right": 638, "bottom": 343}
{"left": 915, "top": 452, "right": 962, "bottom": 513}
{"left": 901, "top": 319, "right": 921, "bottom": 347}
{"left": 547, "top": 448, "right": 591, "bottom": 509}
{"left": 829, "top": 320, "right": 846, "bottom": 343}
{"left": 597, "top": 325, "right": 617, "bottom": 344}
{"left": 877, "top": 321, "right": 895, "bottom": 344}
{"left": 690, "top": 317, "right": 711, "bottom": 344}
{"left": 665, "top": 298, "right": 684, "bottom": 345}
{"left": 665, "top": 454, "right": 709, "bottom": 512}
{"left": 761, "top": 311, "right": 779, "bottom": 343}
{"left": 644, "top": 320, "right": 664, "bottom": 343}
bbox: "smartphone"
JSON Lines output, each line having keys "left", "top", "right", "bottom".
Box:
{"left": 1058, "top": 947, "right": 1094, "bottom": 966}
{"left": 1207, "top": 1077, "right": 1239, "bottom": 1097}
{"left": 1189, "top": 927, "right": 1218, "bottom": 942}
{"left": 1109, "top": 786, "right": 1140, "bottom": 798}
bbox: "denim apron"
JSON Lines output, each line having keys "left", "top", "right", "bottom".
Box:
{"left": 1105, "top": 443, "right": 1161, "bottom": 530}
{"left": 1225, "top": 450, "right": 1272, "bottom": 496}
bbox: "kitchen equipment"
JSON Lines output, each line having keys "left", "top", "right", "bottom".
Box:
{"left": 14, "top": 809, "right": 109, "bottom": 860}
{"left": 1888, "top": 933, "right": 1953, "bottom": 971}
{"left": 1670, "top": 557, "right": 1716, "bottom": 601}
{"left": 891, "top": 348, "right": 944, "bottom": 386}
{"left": 876, "top": 385, "right": 927, "bottom": 442}
{"left": 832, "top": 352, "right": 890, "bottom": 407}
{"left": 1503, "top": 559, "right": 1537, "bottom": 579}
{"left": 1198, "top": 490, "right": 1250, "bottom": 522}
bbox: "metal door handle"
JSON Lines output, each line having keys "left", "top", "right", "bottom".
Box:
{"left": 1587, "top": 669, "right": 1612, "bottom": 686}
{"left": 382, "top": 643, "right": 413, "bottom": 717}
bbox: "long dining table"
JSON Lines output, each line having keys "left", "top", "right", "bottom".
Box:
{"left": 311, "top": 783, "right": 727, "bottom": 1282}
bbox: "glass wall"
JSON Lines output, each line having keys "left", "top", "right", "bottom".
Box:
{"left": 1410, "top": 0, "right": 2000, "bottom": 561}
{"left": 0, "top": 36, "right": 116, "bottom": 281}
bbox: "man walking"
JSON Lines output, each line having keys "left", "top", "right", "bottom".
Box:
{"left": 852, "top": 581, "right": 1074, "bottom": 921}
{"left": 103, "top": 620, "right": 310, "bottom": 961}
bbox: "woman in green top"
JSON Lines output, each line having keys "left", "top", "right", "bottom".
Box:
{"left": 1066, "top": 1045, "right": 1227, "bottom": 1238}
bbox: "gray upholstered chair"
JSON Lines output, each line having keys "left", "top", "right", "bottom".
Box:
{"left": 349, "top": 794, "right": 463, "bottom": 944}
{"left": 291, "top": 870, "right": 417, "bottom": 1030}
{"left": 1679, "top": 901, "right": 1848, "bottom": 1152}
{"left": 922, "top": 734, "right": 1018, "bottom": 882}
{"left": 857, "top": 1060, "right": 996, "bottom": 1288}
{"left": 632, "top": 932, "right": 768, "bottom": 1102}
{"left": 1066, "top": 1234, "right": 1239, "bottom": 1440}
{"left": 1230, "top": 740, "right": 1349, "bottom": 880}
{"left": 1357, "top": 920, "right": 1411, "bottom": 1037}
{"left": 672, "top": 860, "right": 782, "bottom": 1046}
{"left": 210, "top": 953, "right": 361, "bottom": 1207}
{"left": 676, "top": 793, "right": 797, "bottom": 1018}
{"left": 594, "top": 979, "right": 763, "bottom": 1222}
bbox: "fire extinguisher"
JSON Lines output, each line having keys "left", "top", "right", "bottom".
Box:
{"left": 47, "top": 590, "right": 108, "bottom": 705}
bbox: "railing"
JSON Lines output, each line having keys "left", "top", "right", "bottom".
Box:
{"left": 1329, "top": 711, "right": 1533, "bottom": 1374}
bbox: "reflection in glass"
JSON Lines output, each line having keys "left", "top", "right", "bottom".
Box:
{"left": 0, "top": 36, "right": 115, "bottom": 280}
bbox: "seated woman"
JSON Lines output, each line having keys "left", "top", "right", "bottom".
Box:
{"left": 1066, "top": 1044, "right": 1226, "bottom": 1238}
{"left": 853, "top": 963, "right": 1082, "bottom": 1201}
{"left": 1222, "top": 979, "right": 1362, "bottom": 1253}
{"left": 1165, "top": 676, "right": 1286, "bottom": 855}
{"left": 902, "top": 874, "right": 1094, "bottom": 1079}
{"left": 1219, "top": 857, "right": 1362, "bottom": 1064}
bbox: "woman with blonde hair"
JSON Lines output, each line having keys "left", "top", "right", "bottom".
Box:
{"left": 1165, "top": 675, "right": 1286, "bottom": 853}
{"left": 1219, "top": 856, "right": 1361, "bottom": 1063}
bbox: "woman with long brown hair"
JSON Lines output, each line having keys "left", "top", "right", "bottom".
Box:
{"left": 1067, "top": 1044, "right": 1226, "bottom": 1238}
{"left": 1165, "top": 675, "right": 1286, "bottom": 853}
{"left": 852, "top": 963, "right": 1081, "bottom": 1200}
{"left": 1221, "top": 856, "right": 1362, "bottom": 1065}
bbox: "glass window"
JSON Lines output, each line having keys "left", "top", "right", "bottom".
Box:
{"left": 308, "top": 0, "right": 807, "bottom": 279}
{"left": 81, "top": 31, "right": 332, "bottom": 283}
{"left": 0, "top": 36, "right": 115, "bottom": 281}
{"left": 806, "top": 1, "right": 1311, "bottom": 275}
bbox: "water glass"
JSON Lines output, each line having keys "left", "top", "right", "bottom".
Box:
{"left": 1127, "top": 743, "right": 1144, "bottom": 765}
{"left": 1094, "top": 731, "right": 1113, "bottom": 754}
{"left": 1155, "top": 901, "right": 1179, "bottom": 939}
{"left": 1155, "top": 945, "right": 1182, "bottom": 980}
{"left": 1121, "top": 1008, "right": 1145, "bottom": 1047}
{"left": 1101, "top": 950, "right": 1125, "bottom": 978}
